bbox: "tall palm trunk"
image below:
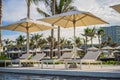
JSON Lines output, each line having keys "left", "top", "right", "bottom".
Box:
{"left": 50, "top": 0, "right": 55, "bottom": 59}
{"left": 85, "top": 36, "right": 88, "bottom": 53}
{"left": 98, "top": 36, "right": 101, "bottom": 50}
{"left": 58, "top": 26, "right": 60, "bottom": 58}
{"left": 26, "top": 0, "right": 30, "bottom": 54}
{"left": 27, "top": 0, "right": 30, "bottom": 19}
{"left": 0, "top": 0, "right": 2, "bottom": 55}
{"left": 91, "top": 37, "right": 93, "bottom": 47}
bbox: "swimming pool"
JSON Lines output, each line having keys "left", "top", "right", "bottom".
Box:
{"left": 0, "top": 73, "right": 119, "bottom": 80}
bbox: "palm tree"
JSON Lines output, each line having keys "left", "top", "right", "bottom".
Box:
{"left": 65, "top": 40, "right": 72, "bottom": 48}
{"left": 31, "top": 0, "right": 54, "bottom": 58}
{"left": 60, "top": 38, "right": 66, "bottom": 49}
{"left": 30, "top": 36, "right": 35, "bottom": 51}
{"left": 96, "top": 28, "right": 104, "bottom": 50}
{"left": 74, "top": 37, "right": 82, "bottom": 48}
{"left": 3, "top": 39, "right": 13, "bottom": 57}
{"left": 87, "top": 27, "right": 96, "bottom": 47}
{"left": 37, "top": 38, "right": 47, "bottom": 49}
{"left": 82, "top": 28, "right": 91, "bottom": 52}
{"left": 16, "top": 35, "right": 26, "bottom": 54}
{"left": 31, "top": 33, "right": 43, "bottom": 52}
{"left": 46, "top": 35, "right": 56, "bottom": 58}
{"left": 32, "top": 0, "right": 74, "bottom": 58}
{"left": 3, "top": 39, "right": 12, "bottom": 50}
{"left": 0, "top": 0, "right": 2, "bottom": 55}
{"left": 55, "top": 0, "right": 74, "bottom": 58}
{"left": 106, "top": 35, "right": 112, "bottom": 45}
{"left": 26, "top": 0, "right": 31, "bottom": 18}
{"left": 102, "top": 34, "right": 112, "bottom": 47}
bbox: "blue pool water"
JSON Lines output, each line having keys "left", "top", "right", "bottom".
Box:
{"left": 0, "top": 73, "right": 119, "bottom": 80}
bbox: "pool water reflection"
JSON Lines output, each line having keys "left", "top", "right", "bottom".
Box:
{"left": 0, "top": 73, "right": 119, "bottom": 80}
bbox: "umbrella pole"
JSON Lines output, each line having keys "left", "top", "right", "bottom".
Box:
{"left": 26, "top": 27, "right": 29, "bottom": 54}
{"left": 73, "top": 15, "right": 76, "bottom": 44}
{"left": 74, "top": 24, "right": 75, "bottom": 43}
{"left": 73, "top": 19, "right": 77, "bottom": 59}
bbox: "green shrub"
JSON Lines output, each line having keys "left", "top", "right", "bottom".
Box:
{"left": 0, "top": 56, "right": 9, "bottom": 60}
{"left": 0, "top": 56, "right": 10, "bottom": 67}
{"left": 102, "top": 60, "right": 120, "bottom": 65}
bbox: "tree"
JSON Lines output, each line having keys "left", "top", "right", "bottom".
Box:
{"left": 102, "top": 35, "right": 112, "bottom": 47}
{"left": 0, "top": 0, "right": 2, "bottom": 55}
{"left": 31, "top": 33, "right": 43, "bottom": 52}
{"left": 30, "top": 36, "right": 35, "bottom": 51}
{"left": 31, "top": 0, "right": 54, "bottom": 58}
{"left": 16, "top": 35, "right": 26, "bottom": 55}
{"left": 87, "top": 27, "right": 96, "bottom": 47}
{"left": 37, "top": 38, "right": 47, "bottom": 49}
{"left": 3, "top": 39, "right": 13, "bottom": 58}
{"left": 74, "top": 37, "right": 82, "bottom": 48}
{"left": 55, "top": 0, "right": 74, "bottom": 58}
{"left": 65, "top": 40, "right": 72, "bottom": 48}
{"left": 96, "top": 28, "right": 104, "bottom": 50}
{"left": 32, "top": 0, "right": 74, "bottom": 58}
{"left": 3, "top": 39, "right": 13, "bottom": 50}
{"left": 82, "top": 27, "right": 91, "bottom": 52}
{"left": 60, "top": 38, "right": 66, "bottom": 49}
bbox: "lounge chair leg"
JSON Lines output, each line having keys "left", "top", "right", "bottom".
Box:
{"left": 80, "top": 62, "right": 82, "bottom": 70}
{"left": 38, "top": 62, "right": 40, "bottom": 67}
{"left": 101, "top": 62, "right": 102, "bottom": 68}
{"left": 46, "top": 62, "right": 48, "bottom": 67}
{"left": 53, "top": 62, "right": 55, "bottom": 68}
{"left": 89, "top": 62, "right": 90, "bottom": 69}
{"left": 19, "top": 62, "right": 21, "bottom": 67}
{"left": 41, "top": 61, "right": 43, "bottom": 69}
{"left": 65, "top": 62, "right": 68, "bottom": 69}
{"left": 5, "top": 61, "right": 6, "bottom": 68}
{"left": 11, "top": 61, "right": 13, "bottom": 67}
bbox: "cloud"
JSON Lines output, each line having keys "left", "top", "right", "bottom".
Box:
{"left": 3, "top": 0, "right": 41, "bottom": 22}
{"left": 74, "top": 0, "right": 120, "bottom": 25}
{"left": 2, "top": 0, "right": 120, "bottom": 44}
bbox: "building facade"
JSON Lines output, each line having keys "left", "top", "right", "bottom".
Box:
{"left": 102, "top": 25, "right": 120, "bottom": 43}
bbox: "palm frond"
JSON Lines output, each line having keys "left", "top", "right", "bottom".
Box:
{"left": 36, "top": 8, "right": 50, "bottom": 17}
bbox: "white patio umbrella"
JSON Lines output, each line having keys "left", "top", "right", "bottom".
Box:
{"left": 102, "top": 46, "right": 114, "bottom": 58}
{"left": 88, "top": 46, "right": 98, "bottom": 50}
{"left": 115, "top": 46, "right": 120, "bottom": 49}
{"left": 61, "top": 48, "right": 72, "bottom": 52}
{"left": 1, "top": 18, "right": 53, "bottom": 54}
{"left": 39, "top": 9, "right": 108, "bottom": 42}
{"left": 101, "top": 46, "right": 114, "bottom": 50}
{"left": 39, "top": 9, "right": 108, "bottom": 59}
{"left": 111, "top": 4, "right": 120, "bottom": 13}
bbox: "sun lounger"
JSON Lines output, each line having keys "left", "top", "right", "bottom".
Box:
{"left": 81, "top": 51, "right": 102, "bottom": 67}
{"left": 0, "top": 53, "right": 32, "bottom": 67}
{"left": 41, "top": 52, "right": 73, "bottom": 69}
{"left": 9, "top": 53, "right": 32, "bottom": 67}
{"left": 19, "top": 53, "right": 32, "bottom": 59}
{"left": 11, "top": 53, "right": 46, "bottom": 67}
{"left": 65, "top": 51, "right": 102, "bottom": 69}
{"left": 28, "top": 53, "right": 46, "bottom": 66}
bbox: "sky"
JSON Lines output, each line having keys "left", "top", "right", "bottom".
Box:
{"left": 2, "top": 0, "right": 120, "bottom": 44}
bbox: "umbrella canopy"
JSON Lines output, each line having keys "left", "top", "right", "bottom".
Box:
{"left": 101, "top": 46, "right": 114, "bottom": 50}
{"left": 2, "top": 18, "right": 53, "bottom": 54}
{"left": 115, "top": 46, "right": 120, "bottom": 49}
{"left": 111, "top": 4, "right": 120, "bottom": 13}
{"left": 39, "top": 9, "right": 108, "bottom": 40}
{"left": 2, "top": 18, "right": 53, "bottom": 32}
{"left": 113, "top": 50, "right": 120, "bottom": 53}
{"left": 88, "top": 46, "right": 98, "bottom": 50}
{"left": 61, "top": 48, "right": 72, "bottom": 52}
